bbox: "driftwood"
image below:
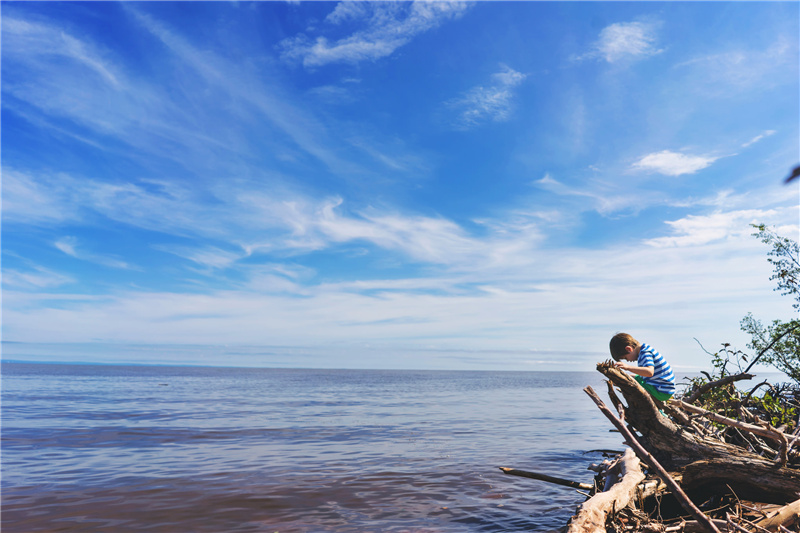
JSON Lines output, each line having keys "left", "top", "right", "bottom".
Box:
{"left": 685, "top": 373, "right": 754, "bottom": 404}
{"left": 596, "top": 362, "right": 800, "bottom": 501}
{"left": 664, "top": 519, "right": 729, "bottom": 533}
{"left": 502, "top": 360, "right": 800, "bottom": 532}
{"left": 672, "top": 399, "right": 790, "bottom": 466}
{"left": 566, "top": 448, "right": 645, "bottom": 533}
{"left": 498, "top": 467, "right": 593, "bottom": 490}
{"left": 672, "top": 399, "right": 791, "bottom": 447}
{"left": 754, "top": 498, "right": 800, "bottom": 531}
{"left": 584, "top": 386, "right": 722, "bottom": 533}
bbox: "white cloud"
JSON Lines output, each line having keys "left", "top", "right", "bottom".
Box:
{"left": 446, "top": 64, "right": 527, "bottom": 130}
{"left": 6, "top": 167, "right": 527, "bottom": 271}
{"left": 533, "top": 173, "right": 653, "bottom": 216}
{"left": 644, "top": 209, "right": 779, "bottom": 248}
{"left": 54, "top": 237, "right": 79, "bottom": 257}
{"left": 581, "top": 21, "right": 662, "bottom": 63}
{"left": 4, "top": 219, "right": 795, "bottom": 371}
{"left": 742, "top": 130, "right": 776, "bottom": 148}
{"left": 631, "top": 150, "right": 719, "bottom": 176}
{"left": 675, "top": 37, "right": 798, "bottom": 91}
{"left": 2, "top": 266, "right": 74, "bottom": 290}
{"left": 156, "top": 245, "right": 244, "bottom": 272}
{"left": 3, "top": 16, "right": 120, "bottom": 88}
{"left": 55, "top": 236, "right": 133, "bottom": 269}
{"left": 279, "top": 1, "right": 471, "bottom": 67}
{"left": 2, "top": 169, "right": 80, "bottom": 225}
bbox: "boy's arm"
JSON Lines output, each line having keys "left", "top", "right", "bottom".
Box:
{"left": 614, "top": 361, "right": 654, "bottom": 377}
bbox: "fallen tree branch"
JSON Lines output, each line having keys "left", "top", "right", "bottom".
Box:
{"left": 498, "top": 467, "right": 594, "bottom": 491}
{"left": 671, "top": 399, "right": 791, "bottom": 465}
{"left": 671, "top": 399, "right": 792, "bottom": 444}
{"left": 584, "top": 386, "right": 722, "bottom": 533}
{"left": 566, "top": 448, "right": 645, "bottom": 533}
{"left": 685, "top": 373, "right": 754, "bottom": 404}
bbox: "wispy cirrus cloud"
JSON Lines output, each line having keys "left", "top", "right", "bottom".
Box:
{"left": 533, "top": 173, "right": 661, "bottom": 216}
{"left": 445, "top": 64, "right": 527, "bottom": 130}
{"left": 55, "top": 236, "right": 133, "bottom": 270}
{"left": 279, "top": 1, "right": 471, "bottom": 68}
{"left": 3, "top": 16, "right": 121, "bottom": 88}
{"left": 5, "top": 167, "right": 531, "bottom": 272}
{"left": 631, "top": 150, "right": 720, "bottom": 176}
{"left": 579, "top": 21, "right": 662, "bottom": 63}
{"left": 742, "top": 129, "right": 776, "bottom": 148}
{"left": 2, "top": 266, "right": 74, "bottom": 290}
{"left": 675, "top": 37, "right": 798, "bottom": 91}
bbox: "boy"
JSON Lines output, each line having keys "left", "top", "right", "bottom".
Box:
{"left": 610, "top": 333, "right": 675, "bottom": 401}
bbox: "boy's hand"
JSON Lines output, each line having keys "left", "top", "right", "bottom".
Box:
{"left": 614, "top": 361, "right": 630, "bottom": 370}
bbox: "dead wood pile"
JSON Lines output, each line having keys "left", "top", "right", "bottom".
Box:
{"left": 500, "top": 362, "right": 800, "bottom": 532}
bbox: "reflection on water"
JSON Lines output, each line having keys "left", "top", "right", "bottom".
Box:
{"left": 2, "top": 364, "right": 622, "bottom": 532}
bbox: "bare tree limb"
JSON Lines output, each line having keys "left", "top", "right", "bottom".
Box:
{"left": 685, "top": 373, "right": 754, "bottom": 404}
{"left": 498, "top": 467, "right": 593, "bottom": 490}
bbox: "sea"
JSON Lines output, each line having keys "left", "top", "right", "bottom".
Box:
{"left": 2, "top": 362, "right": 631, "bottom": 532}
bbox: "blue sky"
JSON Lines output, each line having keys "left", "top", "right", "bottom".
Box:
{"left": 2, "top": 1, "right": 798, "bottom": 371}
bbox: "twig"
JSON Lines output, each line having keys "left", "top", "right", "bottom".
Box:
{"left": 743, "top": 381, "right": 772, "bottom": 405}
{"left": 726, "top": 517, "right": 753, "bottom": 533}
{"left": 584, "top": 386, "right": 722, "bottom": 533}
{"left": 736, "top": 514, "right": 775, "bottom": 533}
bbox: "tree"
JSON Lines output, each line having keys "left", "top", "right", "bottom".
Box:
{"left": 740, "top": 224, "right": 800, "bottom": 382}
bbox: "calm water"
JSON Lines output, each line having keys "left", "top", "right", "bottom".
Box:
{"left": 2, "top": 363, "right": 624, "bottom": 532}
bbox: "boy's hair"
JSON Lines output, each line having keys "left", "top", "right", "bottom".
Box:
{"left": 609, "top": 333, "right": 639, "bottom": 361}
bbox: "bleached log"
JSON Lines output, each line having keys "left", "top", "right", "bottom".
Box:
{"left": 755, "top": 498, "right": 800, "bottom": 531}
{"left": 566, "top": 448, "right": 645, "bottom": 533}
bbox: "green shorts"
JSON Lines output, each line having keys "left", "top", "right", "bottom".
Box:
{"left": 634, "top": 375, "right": 674, "bottom": 402}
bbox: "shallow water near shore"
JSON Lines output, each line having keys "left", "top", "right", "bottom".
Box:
{"left": 3, "top": 362, "right": 630, "bottom": 532}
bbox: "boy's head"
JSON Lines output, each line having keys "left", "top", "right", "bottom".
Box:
{"left": 610, "top": 333, "right": 640, "bottom": 361}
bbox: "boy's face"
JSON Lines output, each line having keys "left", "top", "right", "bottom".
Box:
{"left": 623, "top": 345, "right": 637, "bottom": 362}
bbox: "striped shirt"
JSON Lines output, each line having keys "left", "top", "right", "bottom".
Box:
{"left": 637, "top": 343, "right": 675, "bottom": 395}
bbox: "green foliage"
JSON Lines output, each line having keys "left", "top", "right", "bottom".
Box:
{"left": 740, "top": 313, "right": 800, "bottom": 382}
{"left": 751, "top": 223, "right": 800, "bottom": 311}
{"left": 740, "top": 224, "right": 800, "bottom": 384}
{"left": 683, "top": 343, "right": 744, "bottom": 421}
{"left": 758, "top": 389, "right": 797, "bottom": 428}
{"left": 682, "top": 342, "right": 798, "bottom": 433}
{"left": 683, "top": 224, "right": 800, "bottom": 435}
